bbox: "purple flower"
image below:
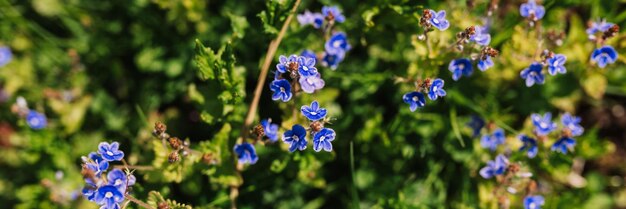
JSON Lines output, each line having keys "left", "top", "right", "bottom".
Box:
{"left": 547, "top": 54, "right": 567, "bottom": 75}
{"left": 0, "top": 46, "right": 12, "bottom": 67}
{"left": 261, "top": 118, "right": 279, "bottom": 142}
{"left": 523, "top": 195, "right": 545, "bottom": 209}
{"left": 93, "top": 185, "right": 124, "bottom": 209}
{"left": 591, "top": 46, "right": 618, "bottom": 68}
{"left": 481, "top": 128, "right": 505, "bottom": 151}
{"left": 301, "top": 100, "right": 327, "bottom": 121}
{"left": 234, "top": 142, "right": 258, "bottom": 164}
{"left": 276, "top": 55, "right": 299, "bottom": 74}
{"left": 561, "top": 113, "right": 584, "bottom": 137}
{"left": 299, "top": 73, "right": 325, "bottom": 94}
{"left": 520, "top": 0, "right": 545, "bottom": 21}
{"left": 402, "top": 91, "right": 426, "bottom": 112}
{"left": 325, "top": 32, "right": 351, "bottom": 55}
{"left": 321, "top": 51, "right": 345, "bottom": 70}
{"left": 519, "top": 135, "right": 538, "bottom": 158}
{"left": 269, "top": 79, "right": 292, "bottom": 102}
{"left": 531, "top": 113, "right": 557, "bottom": 136}
{"left": 297, "top": 56, "right": 318, "bottom": 77}
{"left": 283, "top": 124, "right": 308, "bottom": 152}
{"left": 428, "top": 78, "right": 446, "bottom": 100}
{"left": 520, "top": 62, "right": 545, "bottom": 87}
{"left": 478, "top": 56, "right": 494, "bottom": 71}
{"left": 322, "top": 6, "right": 345, "bottom": 23}
{"left": 428, "top": 10, "right": 450, "bottom": 31}
{"left": 449, "top": 58, "right": 473, "bottom": 81}
{"left": 470, "top": 25, "right": 491, "bottom": 46}
{"left": 479, "top": 154, "right": 509, "bottom": 179}
{"left": 551, "top": 137, "right": 576, "bottom": 154}
{"left": 26, "top": 110, "right": 47, "bottom": 130}
{"left": 297, "top": 10, "right": 324, "bottom": 28}
{"left": 313, "top": 128, "right": 335, "bottom": 152}
{"left": 98, "top": 142, "right": 125, "bottom": 162}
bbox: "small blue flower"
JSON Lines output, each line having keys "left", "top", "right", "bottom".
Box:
{"left": 276, "top": 55, "right": 299, "bottom": 74}
{"left": 298, "top": 56, "right": 318, "bottom": 77}
{"left": 299, "top": 73, "right": 325, "bottom": 94}
{"left": 313, "top": 128, "right": 335, "bottom": 152}
{"left": 0, "top": 46, "right": 12, "bottom": 67}
{"left": 322, "top": 51, "right": 345, "bottom": 70}
{"left": 481, "top": 128, "right": 505, "bottom": 151}
{"left": 449, "top": 58, "right": 473, "bottom": 81}
{"left": 94, "top": 185, "right": 124, "bottom": 209}
{"left": 586, "top": 20, "right": 613, "bottom": 35}
{"left": 591, "top": 46, "right": 618, "bottom": 68}
{"left": 82, "top": 185, "right": 97, "bottom": 201}
{"left": 479, "top": 154, "right": 509, "bottom": 179}
{"left": 269, "top": 79, "right": 293, "bottom": 102}
{"left": 26, "top": 110, "right": 47, "bottom": 130}
{"left": 261, "top": 119, "right": 279, "bottom": 142}
{"left": 83, "top": 152, "right": 109, "bottom": 177}
{"left": 283, "top": 124, "right": 308, "bottom": 152}
{"left": 523, "top": 195, "right": 545, "bottom": 209}
{"left": 301, "top": 100, "right": 327, "bottom": 121}
{"left": 531, "top": 113, "right": 557, "bottom": 136}
{"left": 561, "top": 113, "right": 584, "bottom": 136}
{"left": 470, "top": 25, "right": 491, "bottom": 46}
{"left": 322, "top": 6, "right": 345, "bottom": 23}
{"left": 301, "top": 49, "right": 317, "bottom": 61}
{"left": 467, "top": 115, "right": 485, "bottom": 137}
{"left": 107, "top": 169, "right": 134, "bottom": 193}
{"left": 297, "top": 10, "right": 324, "bottom": 28}
{"left": 233, "top": 142, "right": 258, "bottom": 164}
{"left": 325, "top": 32, "right": 351, "bottom": 55}
{"left": 520, "top": 0, "right": 545, "bottom": 21}
{"left": 520, "top": 63, "right": 545, "bottom": 87}
{"left": 551, "top": 137, "right": 576, "bottom": 154}
{"left": 547, "top": 54, "right": 566, "bottom": 75}
{"left": 98, "top": 142, "right": 125, "bottom": 162}
{"left": 402, "top": 91, "right": 426, "bottom": 112}
{"left": 428, "top": 78, "right": 446, "bottom": 100}
{"left": 519, "top": 135, "right": 538, "bottom": 158}
{"left": 478, "top": 56, "right": 494, "bottom": 71}
{"left": 428, "top": 10, "right": 450, "bottom": 31}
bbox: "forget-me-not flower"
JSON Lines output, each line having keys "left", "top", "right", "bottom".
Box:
{"left": 298, "top": 56, "right": 318, "bottom": 77}
{"left": 479, "top": 154, "right": 509, "bottom": 179}
{"left": 283, "top": 124, "right": 308, "bottom": 152}
{"left": 98, "top": 142, "right": 125, "bottom": 162}
{"left": 322, "top": 6, "right": 345, "bottom": 23}
{"left": 94, "top": 185, "right": 124, "bottom": 209}
{"left": 531, "top": 113, "right": 557, "bottom": 136}
{"left": 519, "top": 135, "right": 539, "bottom": 158}
{"left": 299, "top": 73, "right": 325, "bottom": 94}
{"left": 520, "top": 63, "right": 545, "bottom": 87}
{"left": 234, "top": 142, "right": 258, "bottom": 164}
{"left": 520, "top": 0, "right": 545, "bottom": 21}
{"left": 313, "top": 128, "right": 336, "bottom": 152}
{"left": 297, "top": 10, "right": 324, "bottom": 28}
{"left": 270, "top": 79, "right": 293, "bottom": 102}
{"left": 428, "top": 78, "right": 447, "bottom": 100}
{"left": 523, "top": 195, "right": 545, "bottom": 209}
{"left": 591, "top": 46, "right": 618, "bottom": 68}
{"left": 402, "top": 91, "right": 426, "bottom": 112}
{"left": 26, "top": 110, "right": 47, "bottom": 130}
{"left": 547, "top": 54, "right": 567, "bottom": 75}
{"left": 83, "top": 152, "right": 109, "bottom": 177}
{"left": 449, "top": 58, "right": 473, "bottom": 81}
{"left": 301, "top": 49, "right": 317, "bottom": 61}
{"left": 107, "top": 169, "right": 135, "bottom": 193}
{"left": 428, "top": 10, "right": 450, "bottom": 30}
{"left": 561, "top": 113, "right": 584, "bottom": 136}
{"left": 481, "top": 128, "right": 505, "bottom": 151}
{"left": 470, "top": 25, "right": 491, "bottom": 46}
{"left": 551, "top": 137, "right": 576, "bottom": 154}
{"left": 301, "top": 100, "right": 327, "bottom": 121}
{"left": 0, "top": 46, "right": 12, "bottom": 67}
{"left": 276, "top": 55, "right": 299, "bottom": 74}
{"left": 261, "top": 119, "right": 279, "bottom": 142}
{"left": 322, "top": 52, "right": 345, "bottom": 70}
{"left": 586, "top": 20, "right": 614, "bottom": 39}
{"left": 478, "top": 56, "right": 494, "bottom": 71}
{"left": 325, "top": 32, "right": 351, "bottom": 55}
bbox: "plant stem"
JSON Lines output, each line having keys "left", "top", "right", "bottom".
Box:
{"left": 125, "top": 194, "right": 155, "bottom": 209}
{"left": 114, "top": 165, "right": 155, "bottom": 171}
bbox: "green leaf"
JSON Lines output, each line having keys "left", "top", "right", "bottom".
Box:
{"left": 199, "top": 123, "right": 242, "bottom": 187}
{"left": 194, "top": 39, "right": 218, "bottom": 80}
{"left": 147, "top": 191, "right": 193, "bottom": 209}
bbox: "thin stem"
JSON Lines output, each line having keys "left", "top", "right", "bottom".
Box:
{"left": 114, "top": 165, "right": 155, "bottom": 171}
{"left": 125, "top": 194, "right": 155, "bottom": 209}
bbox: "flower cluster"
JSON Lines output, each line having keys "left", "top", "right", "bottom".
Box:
{"left": 283, "top": 101, "right": 336, "bottom": 152}
{"left": 270, "top": 54, "right": 325, "bottom": 102}
{"left": 297, "top": 6, "right": 351, "bottom": 70}
{"left": 419, "top": 9, "right": 450, "bottom": 31}
{"left": 449, "top": 25, "right": 499, "bottom": 80}
{"left": 586, "top": 19, "right": 619, "bottom": 68}
{"left": 11, "top": 96, "right": 47, "bottom": 130}
{"left": 520, "top": 50, "right": 568, "bottom": 87}
{"left": 0, "top": 46, "right": 12, "bottom": 67}
{"left": 81, "top": 141, "right": 136, "bottom": 209}
{"left": 152, "top": 122, "right": 192, "bottom": 163}
{"left": 402, "top": 78, "right": 446, "bottom": 112}
{"left": 518, "top": 113, "right": 583, "bottom": 157}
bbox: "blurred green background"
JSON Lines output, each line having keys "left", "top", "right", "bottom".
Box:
{"left": 0, "top": 0, "right": 626, "bottom": 208}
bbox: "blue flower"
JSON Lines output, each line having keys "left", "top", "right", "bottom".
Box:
{"left": 428, "top": 78, "right": 446, "bottom": 100}
{"left": 26, "top": 110, "right": 47, "bottom": 130}
{"left": 547, "top": 54, "right": 566, "bottom": 75}
{"left": 561, "top": 113, "right": 584, "bottom": 136}
{"left": 470, "top": 25, "right": 491, "bottom": 46}
{"left": 481, "top": 128, "right": 505, "bottom": 151}
{"left": 449, "top": 58, "right": 473, "bottom": 81}
{"left": 591, "top": 46, "right": 618, "bottom": 68}
{"left": 479, "top": 154, "right": 509, "bottom": 179}
{"left": 83, "top": 152, "right": 109, "bottom": 177}
{"left": 520, "top": 0, "right": 545, "bottom": 21}
{"left": 269, "top": 79, "right": 293, "bottom": 102}
{"left": 276, "top": 55, "right": 299, "bottom": 74}
{"left": 107, "top": 169, "right": 135, "bottom": 193}
{"left": 299, "top": 73, "right": 325, "bottom": 93}
{"left": 519, "top": 135, "right": 538, "bottom": 158}
{"left": 82, "top": 185, "right": 97, "bottom": 201}
{"left": 531, "top": 113, "right": 557, "bottom": 136}
{"left": 98, "top": 142, "right": 125, "bottom": 162}
{"left": 321, "top": 51, "right": 345, "bottom": 70}
{"left": 233, "top": 142, "right": 258, "bottom": 164}
{"left": 297, "top": 10, "right": 324, "bottom": 28}
{"left": 313, "top": 128, "right": 335, "bottom": 152}
{"left": 298, "top": 56, "right": 318, "bottom": 77}
{"left": 478, "top": 56, "right": 494, "bottom": 71}
{"left": 261, "top": 119, "right": 279, "bottom": 142}
{"left": 325, "top": 32, "right": 351, "bottom": 55}
{"left": 520, "top": 62, "right": 545, "bottom": 87}
{"left": 322, "top": 6, "right": 345, "bottom": 23}
{"left": 301, "top": 49, "right": 317, "bottom": 61}
{"left": 467, "top": 115, "right": 485, "bottom": 137}
{"left": 0, "top": 46, "right": 12, "bottom": 67}
{"left": 283, "top": 124, "right": 308, "bottom": 152}
{"left": 301, "top": 101, "right": 327, "bottom": 121}
{"left": 428, "top": 10, "right": 450, "bottom": 31}
{"left": 586, "top": 20, "right": 613, "bottom": 36}
{"left": 551, "top": 137, "right": 576, "bottom": 154}
{"left": 523, "top": 195, "right": 545, "bottom": 209}
{"left": 402, "top": 91, "right": 426, "bottom": 112}
{"left": 94, "top": 185, "right": 124, "bottom": 209}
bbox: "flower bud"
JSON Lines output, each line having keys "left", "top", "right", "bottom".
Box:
{"left": 168, "top": 152, "right": 180, "bottom": 163}
{"left": 168, "top": 137, "right": 183, "bottom": 150}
